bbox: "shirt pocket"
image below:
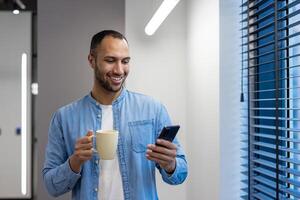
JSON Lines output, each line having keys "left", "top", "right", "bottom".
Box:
{"left": 128, "top": 119, "right": 154, "bottom": 153}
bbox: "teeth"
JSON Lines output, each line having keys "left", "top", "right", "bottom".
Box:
{"left": 111, "top": 76, "right": 122, "bottom": 81}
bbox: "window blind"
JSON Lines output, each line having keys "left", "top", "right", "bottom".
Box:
{"left": 241, "top": 0, "right": 300, "bottom": 199}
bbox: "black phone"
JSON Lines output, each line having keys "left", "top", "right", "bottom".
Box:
{"left": 156, "top": 125, "right": 180, "bottom": 144}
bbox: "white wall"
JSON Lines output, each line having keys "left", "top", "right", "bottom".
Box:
{"left": 186, "top": 0, "right": 220, "bottom": 199}
{"left": 220, "top": 0, "right": 241, "bottom": 199}
{"left": 126, "top": 1, "right": 241, "bottom": 200}
{"left": 125, "top": 0, "right": 187, "bottom": 199}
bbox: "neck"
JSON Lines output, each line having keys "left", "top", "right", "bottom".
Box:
{"left": 91, "top": 83, "right": 122, "bottom": 105}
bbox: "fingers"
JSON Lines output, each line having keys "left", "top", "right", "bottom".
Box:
{"left": 75, "top": 131, "right": 93, "bottom": 152}
{"left": 156, "top": 139, "right": 177, "bottom": 150}
{"left": 146, "top": 154, "right": 170, "bottom": 165}
{"left": 146, "top": 144, "right": 177, "bottom": 161}
{"left": 146, "top": 148, "right": 176, "bottom": 173}
{"left": 77, "top": 131, "right": 94, "bottom": 144}
{"left": 74, "top": 149, "right": 93, "bottom": 156}
{"left": 77, "top": 137, "right": 92, "bottom": 145}
{"left": 75, "top": 142, "right": 93, "bottom": 151}
{"left": 147, "top": 144, "right": 176, "bottom": 157}
{"left": 148, "top": 139, "right": 177, "bottom": 157}
{"left": 74, "top": 149, "right": 93, "bottom": 162}
{"left": 86, "top": 130, "right": 93, "bottom": 137}
{"left": 146, "top": 140, "right": 177, "bottom": 173}
{"left": 146, "top": 148, "right": 174, "bottom": 162}
{"left": 72, "top": 130, "right": 94, "bottom": 164}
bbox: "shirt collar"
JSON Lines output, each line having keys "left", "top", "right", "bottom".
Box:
{"left": 87, "top": 87, "right": 127, "bottom": 107}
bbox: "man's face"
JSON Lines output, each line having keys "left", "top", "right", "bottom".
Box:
{"left": 89, "top": 36, "right": 130, "bottom": 93}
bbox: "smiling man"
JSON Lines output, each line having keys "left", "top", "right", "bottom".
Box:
{"left": 42, "top": 30, "right": 188, "bottom": 200}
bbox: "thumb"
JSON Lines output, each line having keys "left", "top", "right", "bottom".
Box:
{"left": 86, "top": 130, "right": 93, "bottom": 137}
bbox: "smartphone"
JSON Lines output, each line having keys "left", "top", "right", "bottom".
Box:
{"left": 156, "top": 125, "right": 180, "bottom": 144}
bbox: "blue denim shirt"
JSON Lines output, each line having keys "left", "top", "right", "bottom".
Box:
{"left": 42, "top": 89, "right": 188, "bottom": 200}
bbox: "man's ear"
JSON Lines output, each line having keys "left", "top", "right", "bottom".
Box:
{"left": 88, "top": 53, "right": 95, "bottom": 69}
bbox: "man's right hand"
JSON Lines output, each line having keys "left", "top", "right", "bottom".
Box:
{"left": 69, "top": 130, "right": 94, "bottom": 173}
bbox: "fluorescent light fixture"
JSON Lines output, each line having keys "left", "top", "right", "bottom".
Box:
{"left": 12, "top": 0, "right": 26, "bottom": 15}
{"left": 21, "top": 53, "right": 27, "bottom": 196}
{"left": 145, "top": 0, "right": 180, "bottom": 36}
{"left": 13, "top": 9, "right": 20, "bottom": 15}
{"left": 15, "top": 0, "right": 26, "bottom": 10}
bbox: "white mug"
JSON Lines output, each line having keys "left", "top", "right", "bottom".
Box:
{"left": 92, "top": 130, "right": 118, "bottom": 160}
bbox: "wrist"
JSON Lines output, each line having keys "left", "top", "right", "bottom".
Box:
{"left": 165, "top": 160, "right": 176, "bottom": 174}
{"left": 69, "top": 155, "right": 82, "bottom": 173}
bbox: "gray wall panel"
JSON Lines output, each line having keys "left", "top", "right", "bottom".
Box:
{"left": 36, "top": 1, "right": 124, "bottom": 199}
{"left": 0, "top": 11, "right": 32, "bottom": 199}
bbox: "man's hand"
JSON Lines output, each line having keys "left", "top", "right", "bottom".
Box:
{"left": 146, "top": 139, "right": 177, "bottom": 174}
{"left": 69, "top": 130, "right": 94, "bottom": 173}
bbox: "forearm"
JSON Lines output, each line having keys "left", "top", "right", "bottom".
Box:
{"left": 69, "top": 154, "right": 83, "bottom": 173}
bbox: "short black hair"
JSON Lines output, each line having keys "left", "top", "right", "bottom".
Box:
{"left": 90, "top": 30, "right": 128, "bottom": 52}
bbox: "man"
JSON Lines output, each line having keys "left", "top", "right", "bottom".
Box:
{"left": 43, "top": 30, "right": 188, "bottom": 200}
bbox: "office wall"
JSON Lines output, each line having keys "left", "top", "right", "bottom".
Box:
{"left": 35, "top": 0, "right": 241, "bottom": 199}
{"left": 0, "top": 11, "right": 32, "bottom": 198}
{"left": 125, "top": 0, "right": 187, "bottom": 199}
{"left": 220, "top": 0, "right": 241, "bottom": 199}
{"left": 186, "top": 0, "right": 241, "bottom": 199}
{"left": 36, "top": 0, "right": 125, "bottom": 199}
{"left": 186, "top": 0, "right": 220, "bottom": 199}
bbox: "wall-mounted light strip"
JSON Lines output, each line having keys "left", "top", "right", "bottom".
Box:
{"left": 21, "top": 53, "right": 27, "bottom": 196}
{"left": 145, "top": 0, "right": 180, "bottom": 36}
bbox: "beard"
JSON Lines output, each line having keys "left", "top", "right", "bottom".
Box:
{"left": 94, "top": 64, "right": 127, "bottom": 93}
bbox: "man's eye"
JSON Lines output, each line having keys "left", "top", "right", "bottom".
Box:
{"left": 122, "top": 59, "right": 130, "bottom": 64}
{"left": 105, "top": 59, "right": 114, "bottom": 63}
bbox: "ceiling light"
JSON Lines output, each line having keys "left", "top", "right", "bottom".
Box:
{"left": 15, "top": 0, "right": 26, "bottom": 9}
{"left": 12, "top": 0, "right": 26, "bottom": 15}
{"left": 13, "top": 9, "right": 20, "bottom": 14}
{"left": 145, "top": 0, "right": 180, "bottom": 36}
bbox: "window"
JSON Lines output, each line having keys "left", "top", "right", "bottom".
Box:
{"left": 241, "top": 0, "right": 300, "bottom": 199}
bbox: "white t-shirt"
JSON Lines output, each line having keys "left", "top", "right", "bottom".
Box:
{"left": 98, "top": 104, "right": 124, "bottom": 200}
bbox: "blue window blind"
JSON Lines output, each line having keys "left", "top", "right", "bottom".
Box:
{"left": 241, "top": 0, "right": 300, "bottom": 199}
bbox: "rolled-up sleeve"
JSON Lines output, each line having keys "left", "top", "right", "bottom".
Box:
{"left": 42, "top": 112, "right": 81, "bottom": 197}
{"left": 158, "top": 140, "right": 188, "bottom": 185}
{"left": 156, "top": 104, "right": 188, "bottom": 185}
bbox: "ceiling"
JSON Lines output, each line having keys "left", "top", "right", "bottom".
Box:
{"left": 0, "top": 0, "right": 36, "bottom": 11}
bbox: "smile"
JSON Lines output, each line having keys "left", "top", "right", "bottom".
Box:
{"left": 109, "top": 76, "right": 124, "bottom": 84}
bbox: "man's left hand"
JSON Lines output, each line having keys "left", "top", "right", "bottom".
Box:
{"left": 146, "top": 139, "right": 177, "bottom": 174}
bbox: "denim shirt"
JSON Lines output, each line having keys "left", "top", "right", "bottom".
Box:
{"left": 42, "top": 89, "right": 188, "bottom": 200}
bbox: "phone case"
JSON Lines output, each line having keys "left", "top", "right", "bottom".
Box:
{"left": 157, "top": 125, "right": 180, "bottom": 142}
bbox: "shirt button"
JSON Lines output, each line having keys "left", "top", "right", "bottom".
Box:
{"left": 94, "top": 188, "right": 98, "bottom": 192}
{"left": 97, "top": 114, "right": 101, "bottom": 118}
{"left": 95, "top": 160, "right": 99, "bottom": 164}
